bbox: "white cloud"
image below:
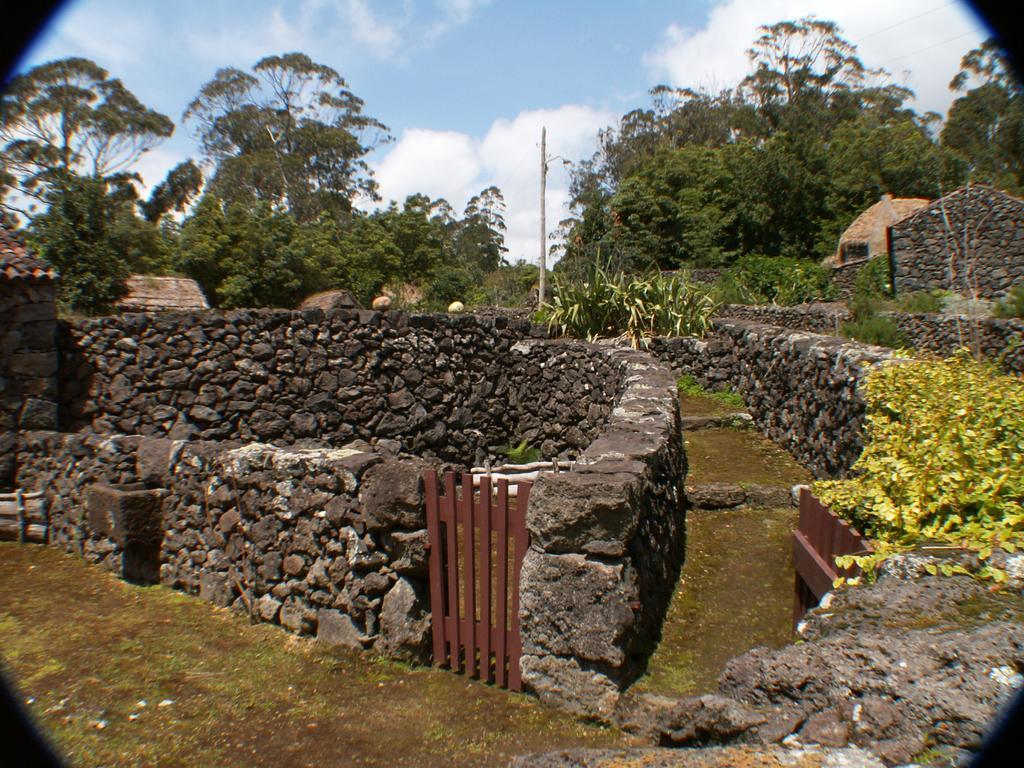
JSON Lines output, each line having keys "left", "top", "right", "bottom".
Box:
{"left": 374, "top": 129, "right": 482, "bottom": 204}
{"left": 340, "top": 0, "right": 406, "bottom": 59}
{"left": 644, "top": 0, "right": 987, "bottom": 117}
{"left": 371, "top": 104, "right": 614, "bottom": 266}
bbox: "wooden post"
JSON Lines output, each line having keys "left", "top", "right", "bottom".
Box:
{"left": 539, "top": 126, "right": 547, "bottom": 306}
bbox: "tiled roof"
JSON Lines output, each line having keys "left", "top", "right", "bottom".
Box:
{"left": 0, "top": 223, "right": 57, "bottom": 281}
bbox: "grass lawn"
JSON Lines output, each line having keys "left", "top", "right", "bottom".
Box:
{"left": 0, "top": 543, "right": 629, "bottom": 767}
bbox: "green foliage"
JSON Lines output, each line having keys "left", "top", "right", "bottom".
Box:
{"left": 542, "top": 264, "right": 717, "bottom": 347}
{"left": 840, "top": 315, "right": 908, "bottom": 348}
{"left": 994, "top": 283, "right": 1024, "bottom": 318}
{"left": 717, "top": 254, "right": 833, "bottom": 305}
{"left": 677, "top": 375, "right": 744, "bottom": 408}
{"left": 897, "top": 290, "right": 949, "bottom": 314}
{"left": 1, "top": 57, "right": 174, "bottom": 213}
{"left": 184, "top": 53, "right": 391, "bottom": 223}
{"left": 28, "top": 174, "right": 131, "bottom": 314}
{"left": 815, "top": 353, "right": 1024, "bottom": 581}
{"left": 497, "top": 439, "right": 542, "bottom": 465}
{"left": 852, "top": 256, "right": 892, "bottom": 299}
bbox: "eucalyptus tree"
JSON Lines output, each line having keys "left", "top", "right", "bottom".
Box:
{"left": 942, "top": 39, "right": 1024, "bottom": 193}
{"left": 184, "top": 52, "right": 391, "bottom": 223}
{"left": 0, "top": 56, "right": 173, "bottom": 217}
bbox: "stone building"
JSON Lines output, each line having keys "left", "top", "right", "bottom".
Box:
{"left": 889, "top": 185, "right": 1024, "bottom": 299}
{"left": 828, "top": 194, "right": 930, "bottom": 297}
{"left": 0, "top": 223, "right": 58, "bottom": 490}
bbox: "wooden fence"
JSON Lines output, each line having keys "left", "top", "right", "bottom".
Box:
{"left": 423, "top": 470, "right": 531, "bottom": 691}
{"left": 792, "top": 488, "right": 872, "bottom": 625}
{"left": 0, "top": 490, "right": 48, "bottom": 543}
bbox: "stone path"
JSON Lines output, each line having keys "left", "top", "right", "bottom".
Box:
{"left": 636, "top": 392, "right": 812, "bottom": 698}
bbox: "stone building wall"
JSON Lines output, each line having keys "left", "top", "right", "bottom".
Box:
{"left": 0, "top": 278, "right": 58, "bottom": 490}
{"left": 890, "top": 185, "right": 1024, "bottom": 299}
{"left": 58, "top": 309, "right": 622, "bottom": 465}
{"left": 651, "top": 319, "right": 895, "bottom": 478}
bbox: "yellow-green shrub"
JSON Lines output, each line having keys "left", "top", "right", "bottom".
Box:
{"left": 814, "top": 352, "right": 1024, "bottom": 581}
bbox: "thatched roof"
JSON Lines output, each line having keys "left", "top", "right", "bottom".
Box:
{"left": 831, "top": 194, "right": 930, "bottom": 266}
{"left": 118, "top": 275, "right": 209, "bottom": 312}
{"left": 0, "top": 223, "right": 57, "bottom": 281}
{"left": 298, "top": 289, "right": 360, "bottom": 312}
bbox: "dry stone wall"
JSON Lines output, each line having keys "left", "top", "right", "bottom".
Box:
{"left": 14, "top": 310, "right": 687, "bottom": 718}
{"left": 651, "top": 319, "right": 895, "bottom": 478}
{"left": 58, "top": 309, "right": 622, "bottom": 464}
{"left": 520, "top": 347, "right": 686, "bottom": 718}
{"left": 1, "top": 279, "right": 58, "bottom": 490}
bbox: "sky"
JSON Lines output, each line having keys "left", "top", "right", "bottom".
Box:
{"left": 18, "top": 0, "right": 989, "bottom": 267}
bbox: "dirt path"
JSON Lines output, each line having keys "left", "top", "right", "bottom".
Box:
{"left": 0, "top": 544, "right": 629, "bottom": 768}
{"left": 637, "top": 390, "right": 811, "bottom": 698}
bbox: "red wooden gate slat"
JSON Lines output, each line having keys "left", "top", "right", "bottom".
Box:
{"left": 423, "top": 470, "right": 530, "bottom": 691}
{"left": 443, "top": 471, "right": 461, "bottom": 672}
{"left": 479, "top": 476, "right": 493, "bottom": 684}
{"left": 494, "top": 479, "right": 510, "bottom": 688}
{"left": 460, "top": 473, "right": 477, "bottom": 678}
{"left": 792, "top": 487, "right": 872, "bottom": 626}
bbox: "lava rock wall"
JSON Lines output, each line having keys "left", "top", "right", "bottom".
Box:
{"left": 651, "top": 319, "right": 895, "bottom": 478}
{"left": 57, "top": 310, "right": 621, "bottom": 464}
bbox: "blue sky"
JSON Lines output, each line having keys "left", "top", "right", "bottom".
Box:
{"left": 19, "top": 0, "right": 988, "bottom": 264}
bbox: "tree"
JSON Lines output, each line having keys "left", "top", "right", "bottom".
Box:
{"left": 453, "top": 186, "right": 508, "bottom": 273}
{"left": 140, "top": 160, "right": 203, "bottom": 223}
{"left": 0, "top": 57, "right": 173, "bottom": 217}
{"left": 184, "top": 53, "right": 391, "bottom": 223}
{"left": 942, "top": 39, "right": 1024, "bottom": 194}
{"left": 28, "top": 174, "right": 131, "bottom": 313}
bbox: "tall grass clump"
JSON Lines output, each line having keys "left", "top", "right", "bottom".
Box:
{"left": 541, "top": 263, "right": 717, "bottom": 347}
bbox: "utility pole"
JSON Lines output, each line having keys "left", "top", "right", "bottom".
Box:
{"left": 539, "top": 126, "right": 547, "bottom": 306}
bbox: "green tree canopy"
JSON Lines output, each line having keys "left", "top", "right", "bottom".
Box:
{"left": 1, "top": 57, "right": 173, "bottom": 217}
{"left": 184, "top": 52, "right": 391, "bottom": 223}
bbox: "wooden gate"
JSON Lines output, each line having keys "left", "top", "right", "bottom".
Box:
{"left": 423, "top": 470, "right": 531, "bottom": 691}
{"left": 792, "top": 487, "right": 872, "bottom": 625}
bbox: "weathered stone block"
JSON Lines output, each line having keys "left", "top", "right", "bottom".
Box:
{"left": 358, "top": 458, "right": 431, "bottom": 530}
{"left": 527, "top": 471, "right": 641, "bottom": 557}
{"left": 199, "top": 572, "right": 234, "bottom": 607}
{"left": 520, "top": 551, "right": 637, "bottom": 667}
{"left": 317, "top": 608, "right": 366, "bottom": 649}
{"left": 378, "top": 577, "right": 431, "bottom": 662}
{"left": 84, "top": 483, "right": 165, "bottom": 583}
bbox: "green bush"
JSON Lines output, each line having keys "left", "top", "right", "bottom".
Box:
{"left": 994, "top": 283, "right": 1024, "bottom": 319}
{"left": 897, "top": 290, "right": 948, "bottom": 314}
{"left": 852, "top": 256, "right": 892, "bottom": 299}
{"left": 815, "top": 352, "right": 1024, "bottom": 582}
{"left": 716, "top": 254, "right": 833, "bottom": 306}
{"left": 542, "top": 263, "right": 717, "bottom": 347}
{"left": 840, "top": 315, "right": 908, "bottom": 348}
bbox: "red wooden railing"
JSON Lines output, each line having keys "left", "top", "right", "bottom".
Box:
{"left": 792, "top": 487, "right": 873, "bottom": 625}
{"left": 423, "top": 470, "right": 531, "bottom": 690}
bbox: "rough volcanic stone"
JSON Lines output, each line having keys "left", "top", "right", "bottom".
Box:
{"left": 358, "top": 458, "right": 430, "bottom": 530}
{"left": 378, "top": 577, "right": 431, "bottom": 662}
{"left": 527, "top": 471, "right": 641, "bottom": 557}
{"left": 317, "top": 609, "right": 366, "bottom": 650}
{"left": 519, "top": 654, "right": 621, "bottom": 720}
{"left": 520, "top": 551, "right": 637, "bottom": 667}
{"left": 199, "top": 572, "right": 234, "bottom": 608}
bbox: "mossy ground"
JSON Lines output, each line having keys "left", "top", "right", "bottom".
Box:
{"left": 684, "top": 428, "right": 812, "bottom": 488}
{"left": 0, "top": 543, "right": 629, "bottom": 767}
{"left": 635, "top": 506, "right": 798, "bottom": 697}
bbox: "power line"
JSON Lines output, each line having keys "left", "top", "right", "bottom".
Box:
{"left": 878, "top": 28, "right": 986, "bottom": 67}
{"left": 853, "top": 1, "right": 957, "bottom": 45}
